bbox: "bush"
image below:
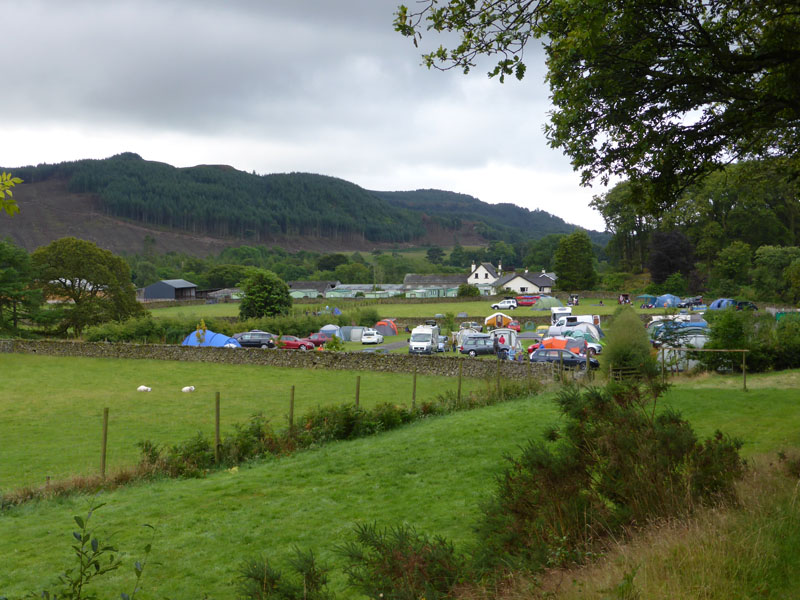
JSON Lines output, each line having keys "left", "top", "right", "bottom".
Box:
{"left": 601, "top": 306, "right": 658, "bottom": 378}
{"left": 700, "top": 309, "right": 774, "bottom": 372}
{"left": 238, "top": 548, "right": 332, "bottom": 600}
{"left": 473, "top": 382, "right": 745, "bottom": 574}
{"left": 337, "top": 523, "right": 463, "bottom": 600}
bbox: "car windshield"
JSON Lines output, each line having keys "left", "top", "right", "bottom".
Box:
{"left": 411, "top": 333, "right": 431, "bottom": 342}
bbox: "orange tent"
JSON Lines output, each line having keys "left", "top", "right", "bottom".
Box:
{"left": 539, "top": 336, "right": 586, "bottom": 354}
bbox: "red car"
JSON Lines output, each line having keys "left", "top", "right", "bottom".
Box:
{"left": 515, "top": 295, "right": 540, "bottom": 306}
{"left": 508, "top": 320, "right": 521, "bottom": 332}
{"left": 307, "top": 332, "right": 332, "bottom": 347}
{"left": 277, "top": 335, "right": 315, "bottom": 350}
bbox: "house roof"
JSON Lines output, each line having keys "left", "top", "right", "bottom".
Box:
{"left": 158, "top": 279, "right": 197, "bottom": 289}
{"left": 287, "top": 280, "right": 340, "bottom": 294}
{"left": 403, "top": 274, "right": 466, "bottom": 288}
{"left": 475, "top": 262, "right": 498, "bottom": 279}
{"left": 494, "top": 271, "right": 554, "bottom": 288}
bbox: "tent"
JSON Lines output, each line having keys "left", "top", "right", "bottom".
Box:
{"left": 320, "top": 323, "right": 342, "bottom": 339}
{"left": 636, "top": 294, "right": 657, "bottom": 304}
{"left": 484, "top": 312, "right": 513, "bottom": 329}
{"left": 708, "top": 298, "right": 736, "bottom": 310}
{"left": 181, "top": 330, "right": 241, "bottom": 347}
{"left": 655, "top": 293, "right": 681, "bottom": 308}
{"left": 539, "top": 336, "right": 586, "bottom": 354}
{"left": 532, "top": 296, "right": 564, "bottom": 309}
{"left": 374, "top": 320, "right": 398, "bottom": 336}
{"left": 339, "top": 326, "right": 365, "bottom": 342}
{"left": 569, "top": 321, "right": 605, "bottom": 340}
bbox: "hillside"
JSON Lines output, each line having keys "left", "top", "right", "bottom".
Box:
{"left": 1, "top": 153, "right": 607, "bottom": 254}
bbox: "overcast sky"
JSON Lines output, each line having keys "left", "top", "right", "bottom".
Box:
{"left": 3, "top": 0, "right": 607, "bottom": 231}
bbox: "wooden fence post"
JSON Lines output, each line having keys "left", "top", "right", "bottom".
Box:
{"left": 457, "top": 361, "right": 462, "bottom": 403}
{"left": 355, "top": 375, "right": 361, "bottom": 407}
{"left": 412, "top": 368, "right": 417, "bottom": 409}
{"left": 661, "top": 347, "right": 666, "bottom": 384}
{"left": 289, "top": 385, "right": 295, "bottom": 433}
{"left": 100, "top": 407, "right": 109, "bottom": 479}
{"left": 496, "top": 358, "right": 501, "bottom": 397}
{"left": 215, "top": 392, "right": 221, "bottom": 465}
{"left": 742, "top": 351, "right": 747, "bottom": 392}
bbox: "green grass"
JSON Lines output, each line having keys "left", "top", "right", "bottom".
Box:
{"left": 0, "top": 354, "right": 484, "bottom": 491}
{"left": 4, "top": 363, "right": 800, "bottom": 598}
{"left": 148, "top": 297, "right": 668, "bottom": 323}
{"left": 0, "top": 395, "right": 557, "bottom": 598}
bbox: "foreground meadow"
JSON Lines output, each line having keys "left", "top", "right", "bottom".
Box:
{"left": 2, "top": 359, "right": 799, "bottom": 598}
{"left": 0, "top": 354, "right": 484, "bottom": 491}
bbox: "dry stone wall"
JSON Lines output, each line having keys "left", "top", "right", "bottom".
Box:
{"left": 0, "top": 339, "right": 551, "bottom": 381}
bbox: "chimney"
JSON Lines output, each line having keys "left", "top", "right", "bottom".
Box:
{"left": 498, "top": 262, "right": 502, "bottom": 276}
{"left": 471, "top": 262, "right": 476, "bottom": 273}
{"left": 525, "top": 268, "right": 528, "bottom": 274}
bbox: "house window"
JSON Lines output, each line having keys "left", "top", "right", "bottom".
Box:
{"left": 484, "top": 273, "right": 488, "bottom": 279}
{"left": 520, "top": 287, "right": 527, "bottom": 292}
{"left": 474, "top": 273, "right": 479, "bottom": 279}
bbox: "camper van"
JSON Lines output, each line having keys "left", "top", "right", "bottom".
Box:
{"left": 408, "top": 324, "right": 440, "bottom": 355}
{"left": 548, "top": 315, "right": 601, "bottom": 337}
{"left": 550, "top": 306, "right": 572, "bottom": 325}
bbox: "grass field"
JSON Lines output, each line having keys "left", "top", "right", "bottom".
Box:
{"left": 0, "top": 354, "right": 485, "bottom": 491}
{"left": 3, "top": 356, "right": 798, "bottom": 598}
{"left": 149, "top": 298, "right": 668, "bottom": 322}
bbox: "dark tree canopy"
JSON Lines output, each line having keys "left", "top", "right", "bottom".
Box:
{"left": 31, "top": 237, "right": 142, "bottom": 335}
{"left": 553, "top": 231, "right": 598, "bottom": 290}
{"left": 238, "top": 270, "right": 292, "bottom": 320}
{"left": 396, "top": 1, "right": 800, "bottom": 203}
{"left": 648, "top": 230, "right": 695, "bottom": 285}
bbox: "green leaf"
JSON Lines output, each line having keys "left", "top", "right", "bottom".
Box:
{"left": 74, "top": 516, "right": 85, "bottom": 528}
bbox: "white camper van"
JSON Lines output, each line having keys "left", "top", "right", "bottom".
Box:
{"left": 408, "top": 324, "right": 440, "bottom": 355}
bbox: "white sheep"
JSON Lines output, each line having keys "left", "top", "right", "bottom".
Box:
{"left": 137, "top": 385, "right": 152, "bottom": 392}
{"left": 181, "top": 385, "right": 196, "bottom": 393}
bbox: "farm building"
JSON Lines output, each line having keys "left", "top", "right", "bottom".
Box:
{"left": 142, "top": 279, "right": 198, "bottom": 301}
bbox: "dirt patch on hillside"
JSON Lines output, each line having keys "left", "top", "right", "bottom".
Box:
{"left": 1, "top": 179, "right": 486, "bottom": 255}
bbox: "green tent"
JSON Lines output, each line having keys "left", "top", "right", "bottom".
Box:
{"left": 532, "top": 295, "right": 564, "bottom": 309}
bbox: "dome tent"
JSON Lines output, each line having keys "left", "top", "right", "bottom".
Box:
{"left": 708, "top": 298, "right": 736, "bottom": 310}
{"left": 181, "top": 330, "right": 241, "bottom": 347}
{"left": 532, "top": 296, "right": 564, "bottom": 309}
{"left": 320, "top": 323, "right": 342, "bottom": 339}
{"left": 655, "top": 293, "right": 681, "bottom": 308}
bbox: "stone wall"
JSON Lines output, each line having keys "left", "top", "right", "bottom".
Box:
{"left": 0, "top": 339, "right": 552, "bottom": 381}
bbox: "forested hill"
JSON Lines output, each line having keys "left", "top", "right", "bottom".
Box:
{"left": 9, "top": 153, "right": 424, "bottom": 244}
{"left": 373, "top": 189, "right": 608, "bottom": 246}
{"left": 6, "top": 153, "right": 606, "bottom": 250}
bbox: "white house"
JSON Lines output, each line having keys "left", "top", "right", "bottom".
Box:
{"left": 493, "top": 271, "right": 554, "bottom": 295}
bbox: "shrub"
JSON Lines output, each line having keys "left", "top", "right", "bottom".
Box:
{"left": 337, "top": 523, "right": 463, "bottom": 600}
{"left": 700, "top": 309, "right": 774, "bottom": 373}
{"left": 238, "top": 548, "right": 332, "bottom": 600}
{"left": 601, "top": 306, "right": 658, "bottom": 379}
{"left": 473, "top": 382, "right": 745, "bottom": 574}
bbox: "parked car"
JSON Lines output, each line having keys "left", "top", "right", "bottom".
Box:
{"left": 529, "top": 346, "right": 599, "bottom": 370}
{"left": 233, "top": 329, "right": 270, "bottom": 341}
{"left": 277, "top": 335, "right": 314, "bottom": 350}
{"left": 236, "top": 331, "right": 276, "bottom": 348}
{"left": 459, "top": 334, "right": 496, "bottom": 357}
{"left": 361, "top": 329, "right": 384, "bottom": 344}
{"left": 736, "top": 300, "right": 758, "bottom": 311}
{"left": 491, "top": 298, "right": 518, "bottom": 310}
{"left": 459, "top": 321, "right": 482, "bottom": 332}
{"left": 437, "top": 335, "right": 448, "bottom": 352}
{"left": 508, "top": 320, "right": 521, "bottom": 332}
{"left": 308, "top": 332, "right": 332, "bottom": 347}
{"left": 515, "top": 295, "right": 540, "bottom": 306}
{"left": 677, "top": 296, "right": 704, "bottom": 308}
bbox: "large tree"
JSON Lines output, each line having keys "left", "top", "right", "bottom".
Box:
{"left": 396, "top": 1, "right": 800, "bottom": 204}
{"left": 0, "top": 240, "right": 41, "bottom": 331}
{"left": 553, "top": 231, "right": 597, "bottom": 290}
{"left": 31, "top": 237, "right": 142, "bottom": 335}
{"left": 238, "top": 270, "right": 292, "bottom": 320}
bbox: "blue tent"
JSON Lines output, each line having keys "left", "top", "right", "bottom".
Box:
{"left": 655, "top": 294, "right": 681, "bottom": 308}
{"left": 181, "top": 330, "right": 241, "bottom": 347}
{"left": 708, "top": 298, "right": 736, "bottom": 310}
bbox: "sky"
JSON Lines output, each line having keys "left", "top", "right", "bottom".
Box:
{"left": 2, "top": 0, "right": 608, "bottom": 231}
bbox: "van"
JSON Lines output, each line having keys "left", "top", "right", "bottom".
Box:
{"left": 408, "top": 324, "right": 440, "bottom": 355}
{"left": 550, "top": 306, "right": 572, "bottom": 324}
{"left": 548, "top": 315, "right": 601, "bottom": 337}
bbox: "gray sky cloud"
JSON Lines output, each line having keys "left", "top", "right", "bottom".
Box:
{"left": 3, "top": 0, "right": 607, "bottom": 231}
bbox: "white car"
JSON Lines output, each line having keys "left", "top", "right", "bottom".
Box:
{"left": 491, "top": 298, "right": 518, "bottom": 310}
{"left": 361, "top": 329, "right": 384, "bottom": 344}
